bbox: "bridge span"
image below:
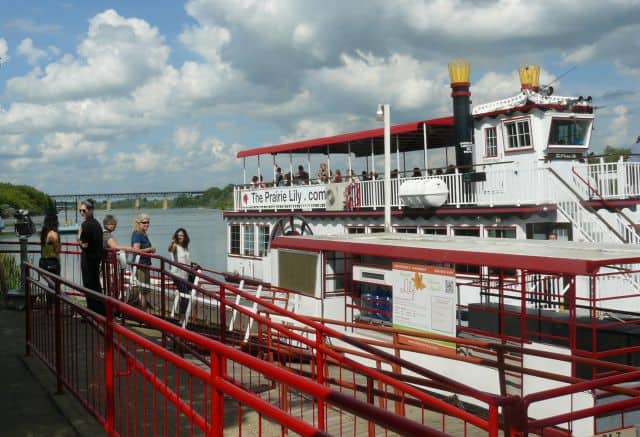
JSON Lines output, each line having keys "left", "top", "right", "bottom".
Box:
{"left": 50, "top": 190, "right": 206, "bottom": 210}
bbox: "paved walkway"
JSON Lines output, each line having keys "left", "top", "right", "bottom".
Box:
{"left": 0, "top": 306, "right": 102, "bottom": 437}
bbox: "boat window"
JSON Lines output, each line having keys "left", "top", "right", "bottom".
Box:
{"left": 548, "top": 118, "right": 590, "bottom": 147}
{"left": 394, "top": 227, "right": 417, "bottom": 234}
{"left": 453, "top": 227, "right": 480, "bottom": 274}
{"left": 422, "top": 226, "right": 447, "bottom": 236}
{"left": 486, "top": 227, "right": 516, "bottom": 239}
{"left": 258, "top": 225, "right": 270, "bottom": 257}
{"left": 484, "top": 127, "right": 498, "bottom": 157}
{"left": 243, "top": 224, "right": 254, "bottom": 256}
{"left": 347, "top": 226, "right": 366, "bottom": 234}
{"left": 230, "top": 225, "right": 240, "bottom": 255}
{"left": 278, "top": 251, "right": 317, "bottom": 296}
{"left": 503, "top": 119, "right": 532, "bottom": 150}
{"left": 369, "top": 226, "right": 385, "bottom": 233}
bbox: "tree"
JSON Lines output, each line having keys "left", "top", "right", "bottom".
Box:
{"left": 601, "top": 145, "right": 631, "bottom": 163}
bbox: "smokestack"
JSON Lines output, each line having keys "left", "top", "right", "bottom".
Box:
{"left": 448, "top": 60, "right": 472, "bottom": 168}
{"left": 519, "top": 64, "right": 540, "bottom": 91}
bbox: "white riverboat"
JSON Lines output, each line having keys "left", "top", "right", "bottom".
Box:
{"left": 223, "top": 61, "right": 640, "bottom": 435}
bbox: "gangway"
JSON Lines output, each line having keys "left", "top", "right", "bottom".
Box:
{"left": 6, "top": 241, "right": 640, "bottom": 435}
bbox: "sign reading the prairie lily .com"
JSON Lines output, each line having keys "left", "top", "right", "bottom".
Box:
{"left": 241, "top": 186, "right": 327, "bottom": 210}
{"left": 391, "top": 262, "right": 457, "bottom": 340}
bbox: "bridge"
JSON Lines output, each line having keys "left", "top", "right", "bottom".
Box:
{"left": 50, "top": 190, "right": 206, "bottom": 210}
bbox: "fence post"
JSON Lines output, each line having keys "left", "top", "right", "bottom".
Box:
{"left": 54, "top": 278, "right": 63, "bottom": 394}
{"left": 315, "top": 329, "right": 326, "bottom": 431}
{"left": 220, "top": 286, "right": 226, "bottom": 344}
{"left": 209, "top": 352, "right": 224, "bottom": 437}
{"left": 24, "top": 264, "right": 31, "bottom": 357}
{"left": 104, "top": 302, "right": 115, "bottom": 435}
{"left": 160, "top": 258, "right": 166, "bottom": 348}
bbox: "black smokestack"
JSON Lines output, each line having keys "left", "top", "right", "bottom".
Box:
{"left": 448, "top": 60, "right": 473, "bottom": 168}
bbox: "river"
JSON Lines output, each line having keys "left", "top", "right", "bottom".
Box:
{"left": 2, "top": 208, "right": 228, "bottom": 272}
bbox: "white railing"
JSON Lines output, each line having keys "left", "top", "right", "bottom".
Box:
{"left": 232, "top": 161, "right": 640, "bottom": 212}
{"left": 573, "top": 158, "right": 640, "bottom": 200}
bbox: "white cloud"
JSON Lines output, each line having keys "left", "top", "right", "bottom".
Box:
{"left": 174, "top": 126, "right": 200, "bottom": 150}
{"left": 604, "top": 105, "right": 630, "bottom": 147}
{"left": 7, "top": 9, "right": 170, "bottom": 102}
{"left": 0, "top": 38, "right": 8, "bottom": 62}
{"left": 17, "top": 38, "right": 46, "bottom": 65}
{"left": 4, "top": 18, "right": 62, "bottom": 33}
{"left": 40, "top": 132, "right": 107, "bottom": 162}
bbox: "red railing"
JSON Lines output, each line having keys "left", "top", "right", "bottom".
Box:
{"left": 12, "top": 243, "right": 640, "bottom": 436}
{"left": 25, "top": 263, "right": 448, "bottom": 436}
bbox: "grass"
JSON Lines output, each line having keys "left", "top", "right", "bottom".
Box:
{"left": 0, "top": 253, "right": 21, "bottom": 290}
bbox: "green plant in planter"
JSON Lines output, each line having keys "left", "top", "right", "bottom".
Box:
{"left": 0, "top": 253, "right": 21, "bottom": 291}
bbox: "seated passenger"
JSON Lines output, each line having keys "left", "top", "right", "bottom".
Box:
{"left": 333, "top": 169, "right": 342, "bottom": 183}
{"left": 317, "top": 163, "right": 330, "bottom": 183}
{"left": 412, "top": 167, "right": 422, "bottom": 177}
{"left": 296, "top": 165, "right": 309, "bottom": 184}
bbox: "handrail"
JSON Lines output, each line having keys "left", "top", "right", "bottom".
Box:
{"left": 572, "top": 165, "right": 640, "bottom": 243}
{"left": 26, "top": 263, "right": 446, "bottom": 437}
{"left": 547, "top": 166, "right": 626, "bottom": 242}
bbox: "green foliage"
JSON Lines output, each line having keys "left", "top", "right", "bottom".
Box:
{"left": 0, "top": 183, "right": 52, "bottom": 216}
{"left": 173, "top": 185, "right": 234, "bottom": 210}
{"left": 601, "top": 145, "right": 631, "bottom": 163}
{"left": 0, "top": 253, "right": 21, "bottom": 290}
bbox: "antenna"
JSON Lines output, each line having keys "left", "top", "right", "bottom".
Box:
{"left": 542, "top": 65, "right": 577, "bottom": 89}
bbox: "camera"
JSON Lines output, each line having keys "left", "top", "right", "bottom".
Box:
{"left": 14, "top": 209, "right": 35, "bottom": 237}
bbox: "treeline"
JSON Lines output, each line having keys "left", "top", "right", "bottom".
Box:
{"left": 99, "top": 184, "right": 234, "bottom": 210}
{"left": 0, "top": 183, "right": 53, "bottom": 217}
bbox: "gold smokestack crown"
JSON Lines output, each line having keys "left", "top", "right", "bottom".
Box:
{"left": 448, "top": 59, "right": 470, "bottom": 84}
{"left": 519, "top": 64, "right": 540, "bottom": 90}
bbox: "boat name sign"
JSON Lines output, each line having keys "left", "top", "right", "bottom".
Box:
{"left": 242, "top": 186, "right": 326, "bottom": 209}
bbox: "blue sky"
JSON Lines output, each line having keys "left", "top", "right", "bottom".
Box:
{"left": 0, "top": 0, "right": 639, "bottom": 194}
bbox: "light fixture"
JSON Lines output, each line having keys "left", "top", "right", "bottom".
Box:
{"left": 376, "top": 104, "right": 384, "bottom": 122}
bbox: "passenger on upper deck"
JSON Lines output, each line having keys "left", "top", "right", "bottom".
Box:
{"left": 251, "top": 175, "right": 259, "bottom": 188}
{"left": 412, "top": 167, "right": 422, "bottom": 177}
{"left": 295, "top": 165, "right": 309, "bottom": 185}
{"left": 361, "top": 171, "right": 369, "bottom": 181}
{"left": 333, "top": 169, "right": 342, "bottom": 183}
{"left": 317, "top": 163, "right": 330, "bottom": 183}
{"left": 275, "top": 167, "right": 284, "bottom": 186}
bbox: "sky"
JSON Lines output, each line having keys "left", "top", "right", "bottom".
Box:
{"left": 0, "top": 0, "right": 639, "bottom": 194}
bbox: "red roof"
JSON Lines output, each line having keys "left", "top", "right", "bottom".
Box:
{"left": 237, "top": 116, "right": 454, "bottom": 158}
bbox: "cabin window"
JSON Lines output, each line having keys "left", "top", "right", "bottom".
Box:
{"left": 394, "top": 227, "right": 417, "bottom": 234}
{"left": 485, "top": 127, "right": 498, "bottom": 157}
{"left": 453, "top": 227, "right": 480, "bottom": 274}
{"left": 504, "top": 119, "right": 532, "bottom": 150}
{"left": 348, "top": 226, "right": 366, "bottom": 234}
{"left": 548, "top": 118, "right": 590, "bottom": 147}
{"left": 258, "top": 225, "right": 270, "bottom": 257}
{"left": 486, "top": 227, "right": 516, "bottom": 239}
{"left": 423, "top": 226, "right": 447, "bottom": 236}
{"left": 230, "top": 225, "right": 241, "bottom": 255}
{"left": 243, "top": 224, "right": 255, "bottom": 256}
{"left": 369, "top": 226, "right": 385, "bottom": 233}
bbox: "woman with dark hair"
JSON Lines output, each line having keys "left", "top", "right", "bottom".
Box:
{"left": 78, "top": 198, "right": 105, "bottom": 315}
{"left": 39, "top": 213, "right": 61, "bottom": 289}
{"left": 168, "top": 228, "right": 191, "bottom": 315}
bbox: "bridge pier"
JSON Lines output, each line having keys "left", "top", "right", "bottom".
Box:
{"left": 162, "top": 198, "right": 168, "bottom": 210}
{"left": 106, "top": 199, "right": 112, "bottom": 211}
{"left": 135, "top": 198, "right": 140, "bottom": 209}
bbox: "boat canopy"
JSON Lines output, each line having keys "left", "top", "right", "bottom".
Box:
{"left": 237, "top": 117, "right": 454, "bottom": 159}
{"left": 271, "top": 233, "right": 640, "bottom": 275}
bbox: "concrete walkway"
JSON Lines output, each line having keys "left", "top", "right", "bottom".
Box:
{"left": 0, "top": 307, "right": 103, "bottom": 437}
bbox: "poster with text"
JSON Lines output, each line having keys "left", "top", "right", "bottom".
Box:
{"left": 391, "top": 263, "right": 457, "bottom": 338}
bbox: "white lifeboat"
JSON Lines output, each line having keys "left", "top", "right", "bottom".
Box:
{"left": 399, "top": 178, "right": 449, "bottom": 208}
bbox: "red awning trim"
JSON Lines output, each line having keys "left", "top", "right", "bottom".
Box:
{"left": 474, "top": 104, "right": 593, "bottom": 120}
{"left": 237, "top": 117, "right": 454, "bottom": 158}
{"left": 270, "top": 237, "right": 627, "bottom": 275}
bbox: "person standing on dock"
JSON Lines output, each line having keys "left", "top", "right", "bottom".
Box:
{"left": 78, "top": 199, "right": 105, "bottom": 315}
{"left": 168, "top": 228, "right": 191, "bottom": 316}
{"left": 131, "top": 213, "right": 156, "bottom": 310}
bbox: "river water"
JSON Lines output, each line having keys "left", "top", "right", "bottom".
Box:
{"left": 3, "top": 208, "right": 228, "bottom": 272}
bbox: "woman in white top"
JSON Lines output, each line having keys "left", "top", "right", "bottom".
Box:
{"left": 168, "top": 228, "right": 191, "bottom": 314}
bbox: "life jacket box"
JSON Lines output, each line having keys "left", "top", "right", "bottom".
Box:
{"left": 399, "top": 178, "right": 449, "bottom": 208}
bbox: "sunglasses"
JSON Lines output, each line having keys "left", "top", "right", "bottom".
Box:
{"left": 79, "top": 209, "right": 87, "bottom": 213}
{"left": 140, "top": 221, "right": 150, "bottom": 224}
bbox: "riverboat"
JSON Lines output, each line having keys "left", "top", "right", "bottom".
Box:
{"left": 223, "top": 61, "right": 640, "bottom": 435}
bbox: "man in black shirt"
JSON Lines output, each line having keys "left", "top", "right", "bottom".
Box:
{"left": 79, "top": 199, "right": 105, "bottom": 315}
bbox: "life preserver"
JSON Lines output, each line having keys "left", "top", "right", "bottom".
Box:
{"left": 345, "top": 181, "right": 361, "bottom": 211}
